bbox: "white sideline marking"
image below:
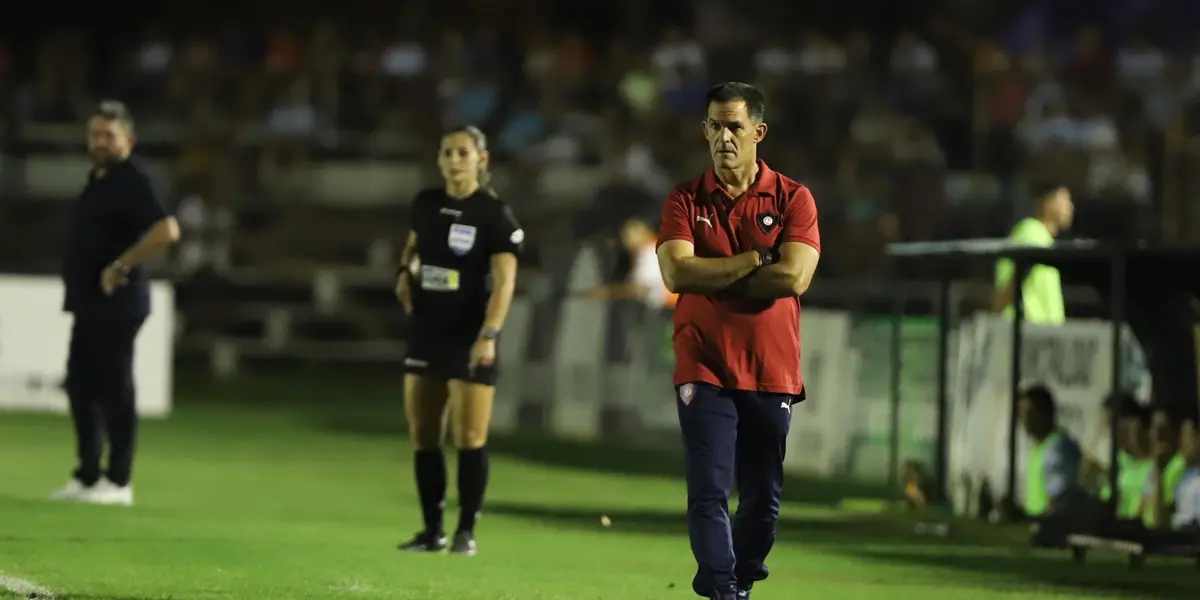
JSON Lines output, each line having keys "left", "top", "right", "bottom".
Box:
{"left": 0, "top": 574, "right": 56, "bottom": 599}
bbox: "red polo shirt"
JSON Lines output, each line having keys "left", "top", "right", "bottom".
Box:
{"left": 656, "top": 160, "right": 820, "bottom": 396}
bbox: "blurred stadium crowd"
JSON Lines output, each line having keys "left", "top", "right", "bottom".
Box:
{"left": 2, "top": 0, "right": 1200, "bottom": 283}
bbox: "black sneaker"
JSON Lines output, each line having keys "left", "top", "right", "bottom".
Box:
{"left": 736, "top": 590, "right": 751, "bottom": 600}
{"left": 397, "top": 531, "right": 447, "bottom": 552}
{"left": 450, "top": 530, "right": 477, "bottom": 556}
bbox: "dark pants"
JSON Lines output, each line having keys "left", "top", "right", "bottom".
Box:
{"left": 65, "top": 312, "right": 144, "bottom": 487}
{"left": 677, "top": 383, "right": 793, "bottom": 598}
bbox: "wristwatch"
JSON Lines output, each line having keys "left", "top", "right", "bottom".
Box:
{"left": 110, "top": 260, "right": 131, "bottom": 275}
{"left": 754, "top": 248, "right": 778, "bottom": 267}
{"left": 478, "top": 326, "right": 500, "bottom": 341}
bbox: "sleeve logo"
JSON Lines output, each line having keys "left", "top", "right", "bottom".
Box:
{"left": 510, "top": 229, "right": 525, "bottom": 245}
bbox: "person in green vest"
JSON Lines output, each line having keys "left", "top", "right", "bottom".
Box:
{"left": 1141, "top": 408, "right": 1190, "bottom": 529}
{"left": 992, "top": 184, "right": 1074, "bottom": 324}
{"left": 1169, "top": 419, "right": 1200, "bottom": 530}
{"left": 1093, "top": 395, "right": 1154, "bottom": 520}
{"left": 1081, "top": 393, "right": 1125, "bottom": 492}
{"left": 1020, "top": 385, "right": 1083, "bottom": 518}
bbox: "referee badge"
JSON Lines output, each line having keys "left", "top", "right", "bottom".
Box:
{"left": 447, "top": 223, "right": 477, "bottom": 256}
{"left": 679, "top": 383, "right": 695, "bottom": 406}
{"left": 756, "top": 212, "right": 781, "bottom": 234}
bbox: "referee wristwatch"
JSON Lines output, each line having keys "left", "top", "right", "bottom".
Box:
{"left": 478, "top": 326, "right": 500, "bottom": 341}
{"left": 109, "top": 259, "right": 132, "bottom": 275}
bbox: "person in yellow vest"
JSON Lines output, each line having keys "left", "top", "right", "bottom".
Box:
{"left": 1141, "top": 410, "right": 1191, "bottom": 529}
{"left": 1020, "top": 385, "right": 1083, "bottom": 518}
{"left": 992, "top": 184, "right": 1074, "bottom": 323}
{"left": 1081, "top": 394, "right": 1129, "bottom": 493}
{"left": 1169, "top": 419, "right": 1200, "bottom": 530}
{"left": 1091, "top": 396, "right": 1154, "bottom": 520}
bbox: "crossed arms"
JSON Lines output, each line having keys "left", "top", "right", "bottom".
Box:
{"left": 657, "top": 240, "right": 818, "bottom": 298}
{"left": 655, "top": 187, "right": 821, "bottom": 299}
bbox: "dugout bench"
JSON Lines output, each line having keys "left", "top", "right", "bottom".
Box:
{"left": 1065, "top": 531, "right": 1200, "bottom": 568}
{"left": 887, "top": 239, "right": 1200, "bottom": 568}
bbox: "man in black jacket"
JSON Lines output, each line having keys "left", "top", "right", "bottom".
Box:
{"left": 50, "top": 101, "right": 180, "bottom": 506}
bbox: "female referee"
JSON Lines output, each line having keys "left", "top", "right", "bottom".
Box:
{"left": 394, "top": 125, "right": 523, "bottom": 556}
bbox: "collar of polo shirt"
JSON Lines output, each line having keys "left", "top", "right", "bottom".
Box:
{"left": 89, "top": 157, "right": 133, "bottom": 182}
{"left": 700, "top": 159, "right": 778, "bottom": 204}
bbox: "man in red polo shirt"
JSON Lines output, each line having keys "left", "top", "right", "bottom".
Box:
{"left": 656, "top": 82, "right": 820, "bottom": 600}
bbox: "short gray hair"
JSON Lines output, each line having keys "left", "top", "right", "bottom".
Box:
{"left": 93, "top": 100, "right": 135, "bottom": 132}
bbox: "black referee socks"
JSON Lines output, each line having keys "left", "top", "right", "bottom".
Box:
{"left": 457, "top": 447, "right": 490, "bottom": 533}
{"left": 414, "top": 449, "right": 447, "bottom": 535}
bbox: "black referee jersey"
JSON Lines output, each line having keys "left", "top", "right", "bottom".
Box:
{"left": 407, "top": 187, "right": 523, "bottom": 346}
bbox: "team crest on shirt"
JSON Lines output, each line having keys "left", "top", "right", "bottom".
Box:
{"left": 756, "top": 212, "right": 781, "bottom": 234}
{"left": 447, "top": 223, "right": 477, "bottom": 256}
{"left": 679, "top": 383, "right": 695, "bottom": 406}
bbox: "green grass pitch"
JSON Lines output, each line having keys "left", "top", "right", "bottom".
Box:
{"left": 0, "top": 369, "right": 1196, "bottom": 599}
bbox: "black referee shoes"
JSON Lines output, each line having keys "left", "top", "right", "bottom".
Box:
{"left": 397, "top": 530, "right": 476, "bottom": 556}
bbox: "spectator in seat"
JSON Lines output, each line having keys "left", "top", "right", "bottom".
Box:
{"left": 1170, "top": 419, "right": 1200, "bottom": 531}
{"left": 589, "top": 217, "right": 676, "bottom": 310}
{"left": 1091, "top": 395, "right": 1154, "bottom": 520}
{"left": 1020, "top": 385, "right": 1083, "bottom": 519}
{"left": 1142, "top": 409, "right": 1188, "bottom": 529}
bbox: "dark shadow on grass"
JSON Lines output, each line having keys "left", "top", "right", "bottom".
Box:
{"left": 322, "top": 407, "right": 890, "bottom": 506}
{"left": 485, "top": 500, "right": 1021, "bottom": 547}
{"left": 488, "top": 500, "right": 1200, "bottom": 599}
{"left": 179, "top": 370, "right": 888, "bottom": 505}
{"left": 852, "top": 547, "right": 1200, "bottom": 600}
{"left": 487, "top": 434, "right": 889, "bottom": 506}
{"left": 191, "top": 369, "right": 888, "bottom": 505}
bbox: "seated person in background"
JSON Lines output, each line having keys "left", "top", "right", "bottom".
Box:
{"left": 1020, "top": 385, "right": 1083, "bottom": 519}
{"left": 589, "top": 217, "right": 677, "bottom": 310}
{"left": 1093, "top": 395, "right": 1154, "bottom": 520}
{"left": 902, "top": 460, "right": 941, "bottom": 510}
{"left": 1080, "top": 392, "right": 1132, "bottom": 487}
{"left": 1079, "top": 395, "right": 1117, "bottom": 487}
{"left": 1153, "top": 405, "right": 1189, "bottom": 499}
{"left": 1171, "top": 419, "right": 1200, "bottom": 531}
{"left": 1142, "top": 412, "right": 1192, "bottom": 529}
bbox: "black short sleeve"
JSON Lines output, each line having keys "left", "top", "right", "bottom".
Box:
{"left": 124, "top": 173, "right": 168, "bottom": 233}
{"left": 489, "top": 203, "right": 523, "bottom": 256}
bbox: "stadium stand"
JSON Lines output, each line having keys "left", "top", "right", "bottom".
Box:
{"left": 1, "top": 2, "right": 1198, "bottom": 453}
{"left": 4, "top": 3, "right": 1192, "bottom": 363}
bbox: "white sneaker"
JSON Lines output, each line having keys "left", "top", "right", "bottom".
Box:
{"left": 76, "top": 478, "right": 134, "bottom": 506}
{"left": 49, "top": 478, "right": 89, "bottom": 501}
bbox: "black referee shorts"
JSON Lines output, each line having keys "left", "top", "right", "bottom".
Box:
{"left": 403, "top": 335, "right": 499, "bottom": 386}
